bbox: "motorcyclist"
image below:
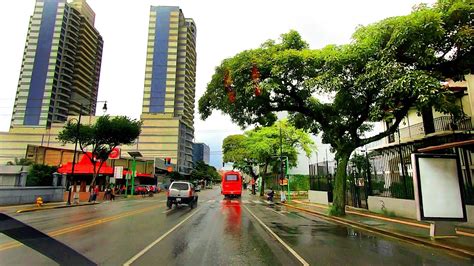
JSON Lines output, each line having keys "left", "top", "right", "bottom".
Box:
{"left": 267, "top": 188, "right": 275, "bottom": 202}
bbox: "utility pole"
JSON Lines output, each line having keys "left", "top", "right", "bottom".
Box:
{"left": 280, "top": 126, "right": 283, "bottom": 180}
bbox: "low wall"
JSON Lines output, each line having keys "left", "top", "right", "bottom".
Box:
{"left": 368, "top": 196, "right": 417, "bottom": 219}
{"left": 0, "top": 187, "right": 65, "bottom": 205}
{"left": 368, "top": 196, "right": 474, "bottom": 227}
{"left": 308, "top": 190, "right": 329, "bottom": 205}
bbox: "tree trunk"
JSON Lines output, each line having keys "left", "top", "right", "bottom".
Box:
{"left": 260, "top": 163, "right": 268, "bottom": 196}
{"left": 330, "top": 151, "right": 352, "bottom": 216}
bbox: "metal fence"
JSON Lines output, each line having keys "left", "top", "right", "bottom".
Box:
{"left": 370, "top": 133, "right": 474, "bottom": 205}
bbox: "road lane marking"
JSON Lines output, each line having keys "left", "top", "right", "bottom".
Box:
{"left": 0, "top": 204, "right": 163, "bottom": 252}
{"left": 243, "top": 205, "right": 309, "bottom": 266}
{"left": 242, "top": 200, "right": 250, "bottom": 204}
{"left": 123, "top": 208, "right": 201, "bottom": 266}
{"left": 207, "top": 199, "right": 215, "bottom": 203}
{"left": 252, "top": 200, "right": 262, "bottom": 204}
{"left": 161, "top": 209, "right": 173, "bottom": 214}
{"left": 267, "top": 207, "right": 284, "bottom": 216}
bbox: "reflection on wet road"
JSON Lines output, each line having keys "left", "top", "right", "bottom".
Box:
{"left": 0, "top": 188, "right": 472, "bottom": 265}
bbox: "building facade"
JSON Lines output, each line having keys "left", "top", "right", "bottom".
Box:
{"left": 137, "top": 6, "right": 197, "bottom": 174}
{"left": 192, "top": 143, "right": 210, "bottom": 165}
{"left": 369, "top": 75, "right": 474, "bottom": 204}
{"left": 0, "top": 5, "right": 198, "bottom": 177}
{"left": 11, "top": 0, "right": 103, "bottom": 128}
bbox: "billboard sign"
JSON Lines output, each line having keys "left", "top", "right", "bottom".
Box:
{"left": 411, "top": 153, "right": 467, "bottom": 221}
{"left": 114, "top": 166, "right": 123, "bottom": 179}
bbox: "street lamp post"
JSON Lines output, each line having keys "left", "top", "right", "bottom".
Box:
{"left": 67, "top": 104, "right": 82, "bottom": 205}
{"left": 128, "top": 151, "right": 142, "bottom": 197}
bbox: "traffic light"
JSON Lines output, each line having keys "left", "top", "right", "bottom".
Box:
{"left": 165, "top": 157, "right": 171, "bottom": 165}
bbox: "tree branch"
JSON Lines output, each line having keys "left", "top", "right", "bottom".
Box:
{"left": 360, "top": 101, "right": 413, "bottom": 146}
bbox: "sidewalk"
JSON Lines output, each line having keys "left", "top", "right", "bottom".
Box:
{"left": 279, "top": 199, "right": 474, "bottom": 258}
{"left": 0, "top": 192, "right": 165, "bottom": 214}
{"left": 0, "top": 201, "right": 99, "bottom": 214}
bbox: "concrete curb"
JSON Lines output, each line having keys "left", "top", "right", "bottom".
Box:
{"left": 279, "top": 202, "right": 474, "bottom": 259}
{"left": 16, "top": 202, "right": 99, "bottom": 213}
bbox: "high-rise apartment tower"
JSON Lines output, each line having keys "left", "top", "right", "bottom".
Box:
{"left": 11, "top": 0, "right": 103, "bottom": 128}
{"left": 139, "top": 6, "right": 197, "bottom": 174}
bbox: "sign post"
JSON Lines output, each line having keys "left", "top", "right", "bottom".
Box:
{"left": 411, "top": 153, "right": 467, "bottom": 238}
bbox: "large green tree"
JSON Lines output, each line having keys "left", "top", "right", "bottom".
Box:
{"left": 199, "top": 0, "right": 472, "bottom": 215}
{"left": 191, "top": 160, "right": 221, "bottom": 182}
{"left": 58, "top": 115, "right": 142, "bottom": 188}
{"left": 223, "top": 120, "right": 315, "bottom": 195}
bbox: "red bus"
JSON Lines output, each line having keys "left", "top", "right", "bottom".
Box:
{"left": 221, "top": 171, "right": 242, "bottom": 198}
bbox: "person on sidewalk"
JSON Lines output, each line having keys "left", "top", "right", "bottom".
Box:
{"left": 280, "top": 189, "right": 287, "bottom": 203}
{"left": 73, "top": 191, "right": 80, "bottom": 205}
{"left": 110, "top": 186, "right": 115, "bottom": 201}
{"left": 92, "top": 185, "right": 99, "bottom": 203}
{"left": 251, "top": 178, "right": 256, "bottom": 195}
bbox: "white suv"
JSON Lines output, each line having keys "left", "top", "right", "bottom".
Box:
{"left": 167, "top": 181, "right": 198, "bottom": 209}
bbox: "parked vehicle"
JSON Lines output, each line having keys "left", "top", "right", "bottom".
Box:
{"left": 167, "top": 181, "right": 198, "bottom": 209}
{"left": 221, "top": 171, "right": 242, "bottom": 198}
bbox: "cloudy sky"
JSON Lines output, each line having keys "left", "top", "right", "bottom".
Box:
{"left": 0, "top": 0, "right": 434, "bottom": 169}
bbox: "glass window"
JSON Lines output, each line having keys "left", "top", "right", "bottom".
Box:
{"left": 225, "top": 174, "right": 238, "bottom": 181}
{"left": 170, "top": 182, "right": 189, "bottom": 190}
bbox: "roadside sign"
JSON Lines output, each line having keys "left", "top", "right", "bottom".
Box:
{"left": 279, "top": 178, "right": 288, "bottom": 186}
{"left": 114, "top": 166, "right": 123, "bottom": 179}
{"left": 167, "top": 166, "right": 173, "bottom": 172}
{"left": 411, "top": 153, "right": 467, "bottom": 221}
{"left": 110, "top": 177, "right": 116, "bottom": 184}
{"left": 109, "top": 147, "right": 121, "bottom": 159}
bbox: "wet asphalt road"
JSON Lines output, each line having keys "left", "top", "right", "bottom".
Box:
{"left": 0, "top": 187, "right": 472, "bottom": 265}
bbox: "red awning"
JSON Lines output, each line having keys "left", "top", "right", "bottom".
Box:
{"left": 58, "top": 152, "right": 113, "bottom": 175}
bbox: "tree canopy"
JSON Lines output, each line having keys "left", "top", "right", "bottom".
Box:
{"left": 199, "top": 0, "right": 473, "bottom": 215}
{"left": 58, "top": 115, "right": 142, "bottom": 187}
{"left": 190, "top": 160, "right": 221, "bottom": 182}
{"left": 223, "top": 120, "right": 315, "bottom": 195}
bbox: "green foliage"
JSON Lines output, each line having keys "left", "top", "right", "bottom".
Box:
{"left": 191, "top": 161, "right": 221, "bottom": 182}
{"left": 26, "top": 164, "right": 58, "bottom": 186}
{"left": 6, "top": 157, "right": 32, "bottom": 166}
{"left": 289, "top": 174, "right": 310, "bottom": 191}
{"left": 58, "top": 115, "right": 142, "bottom": 186}
{"left": 389, "top": 177, "right": 415, "bottom": 199}
{"left": 370, "top": 180, "right": 386, "bottom": 194}
{"left": 222, "top": 119, "right": 316, "bottom": 178}
{"left": 168, "top": 171, "right": 184, "bottom": 181}
{"left": 199, "top": 1, "right": 472, "bottom": 214}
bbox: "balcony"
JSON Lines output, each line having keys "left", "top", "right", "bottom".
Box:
{"left": 389, "top": 116, "right": 473, "bottom": 143}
